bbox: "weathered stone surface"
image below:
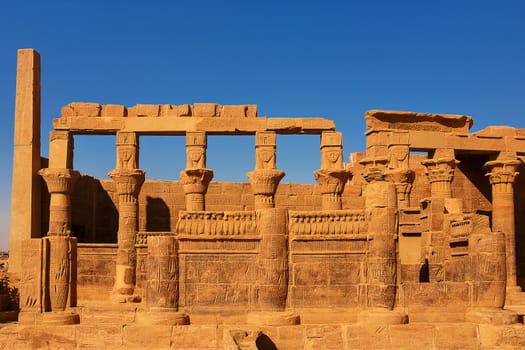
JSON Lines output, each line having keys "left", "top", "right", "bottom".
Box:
{"left": 9, "top": 49, "right": 525, "bottom": 349}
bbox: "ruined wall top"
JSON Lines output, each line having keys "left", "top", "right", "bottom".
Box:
{"left": 364, "top": 110, "right": 525, "bottom": 155}
{"left": 365, "top": 110, "right": 473, "bottom": 133}
{"left": 54, "top": 102, "right": 335, "bottom": 135}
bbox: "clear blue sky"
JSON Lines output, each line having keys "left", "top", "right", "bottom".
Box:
{"left": 0, "top": 1, "right": 524, "bottom": 250}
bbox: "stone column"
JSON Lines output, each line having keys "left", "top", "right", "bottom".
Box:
{"left": 256, "top": 208, "right": 288, "bottom": 310}
{"left": 110, "top": 132, "right": 145, "bottom": 301}
{"left": 247, "top": 132, "right": 285, "bottom": 210}
{"left": 136, "top": 235, "right": 189, "bottom": 325}
{"left": 314, "top": 131, "right": 351, "bottom": 210}
{"left": 465, "top": 231, "right": 517, "bottom": 324}
{"left": 39, "top": 167, "right": 80, "bottom": 320}
{"left": 385, "top": 144, "right": 414, "bottom": 209}
{"left": 357, "top": 158, "right": 405, "bottom": 324}
{"left": 10, "top": 49, "right": 41, "bottom": 274}
{"left": 484, "top": 153, "right": 521, "bottom": 292}
{"left": 421, "top": 149, "right": 459, "bottom": 199}
{"left": 180, "top": 132, "right": 213, "bottom": 211}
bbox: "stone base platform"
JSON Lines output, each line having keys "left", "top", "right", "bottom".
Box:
{"left": 1, "top": 320, "right": 525, "bottom": 349}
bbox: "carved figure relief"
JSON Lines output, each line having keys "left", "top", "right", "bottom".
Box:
{"left": 118, "top": 147, "right": 137, "bottom": 169}
{"left": 389, "top": 147, "right": 409, "bottom": 169}
{"left": 256, "top": 149, "right": 275, "bottom": 169}
{"left": 187, "top": 148, "right": 205, "bottom": 168}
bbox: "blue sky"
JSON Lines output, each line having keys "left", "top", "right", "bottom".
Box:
{"left": 0, "top": 1, "right": 524, "bottom": 250}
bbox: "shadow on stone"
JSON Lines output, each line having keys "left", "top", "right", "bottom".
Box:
{"left": 256, "top": 334, "right": 278, "bottom": 350}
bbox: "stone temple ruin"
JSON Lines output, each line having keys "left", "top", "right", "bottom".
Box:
{"left": 3, "top": 48, "right": 525, "bottom": 348}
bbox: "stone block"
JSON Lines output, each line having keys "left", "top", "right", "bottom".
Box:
{"left": 194, "top": 103, "right": 219, "bottom": 117}
{"left": 123, "top": 325, "right": 172, "bottom": 348}
{"left": 171, "top": 325, "right": 218, "bottom": 349}
{"left": 389, "top": 324, "right": 435, "bottom": 349}
{"left": 435, "top": 324, "right": 478, "bottom": 349}
{"left": 329, "top": 262, "right": 363, "bottom": 285}
{"left": 274, "top": 326, "right": 305, "bottom": 350}
{"left": 293, "top": 263, "right": 329, "bottom": 285}
{"left": 63, "top": 102, "right": 101, "bottom": 117}
{"left": 128, "top": 104, "right": 160, "bottom": 117}
{"left": 75, "top": 324, "right": 123, "bottom": 348}
{"left": 159, "top": 104, "right": 177, "bottom": 116}
{"left": 177, "top": 104, "right": 192, "bottom": 116}
{"left": 101, "top": 104, "right": 126, "bottom": 117}
{"left": 345, "top": 324, "right": 391, "bottom": 349}
{"left": 221, "top": 105, "right": 248, "bottom": 118}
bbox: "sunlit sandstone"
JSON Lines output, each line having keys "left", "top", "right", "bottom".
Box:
{"left": 4, "top": 48, "right": 525, "bottom": 349}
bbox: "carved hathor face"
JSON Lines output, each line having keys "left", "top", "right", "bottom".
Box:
{"left": 326, "top": 150, "right": 340, "bottom": 163}
{"left": 188, "top": 148, "right": 205, "bottom": 167}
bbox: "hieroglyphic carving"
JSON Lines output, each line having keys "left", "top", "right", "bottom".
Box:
{"left": 136, "top": 232, "right": 174, "bottom": 246}
{"left": 108, "top": 168, "right": 145, "bottom": 298}
{"left": 181, "top": 132, "right": 213, "bottom": 211}
{"left": 146, "top": 236, "right": 179, "bottom": 309}
{"left": 116, "top": 132, "right": 138, "bottom": 170}
{"left": 450, "top": 218, "right": 472, "bottom": 243}
{"left": 248, "top": 132, "right": 285, "bottom": 209}
{"left": 38, "top": 166, "right": 79, "bottom": 315}
{"left": 288, "top": 210, "right": 367, "bottom": 238}
{"left": 255, "top": 132, "right": 276, "bottom": 170}
{"left": 314, "top": 132, "right": 351, "bottom": 210}
{"left": 176, "top": 211, "right": 257, "bottom": 236}
{"left": 320, "top": 131, "right": 344, "bottom": 169}
{"left": 44, "top": 236, "right": 75, "bottom": 311}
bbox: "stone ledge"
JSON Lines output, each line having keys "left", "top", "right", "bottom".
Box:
{"left": 0, "top": 322, "right": 523, "bottom": 349}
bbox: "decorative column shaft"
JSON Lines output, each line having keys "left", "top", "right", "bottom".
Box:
{"left": 181, "top": 132, "right": 213, "bottom": 211}
{"left": 146, "top": 236, "right": 179, "bottom": 309}
{"left": 314, "top": 132, "right": 351, "bottom": 210}
{"left": 485, "top": 154, "right": 521, "bottom": 290}
{"left": 421, "top": 149, "right": 458, "bottom": 199}
{"left": 247, "top": 132, "right": 285, "bottom": 209}
{"left": 39, "top": 168, "right": 80, "bottom": 312}
{"left": 256, "top": 208, "right": 288, "bottom": 310}
{"left": 137, "top": 235, "right": 189, "bottom": 325}
{"left": 109, "top": 168, "right": 145, "bottom": 298}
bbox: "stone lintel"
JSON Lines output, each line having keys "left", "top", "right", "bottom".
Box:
{"left": 365, "top": 110, "right": 473, "bottom": 133}
{"left": 53, "top": 116, "right": 335, "bottom": 135}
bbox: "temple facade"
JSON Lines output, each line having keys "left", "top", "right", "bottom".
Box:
{"left": 3, "top": 48, "right": 525, "bottom": 349}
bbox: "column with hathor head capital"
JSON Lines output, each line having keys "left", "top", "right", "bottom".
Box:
{"left": 484, "top": 152, "right": 522, "bottom": 291}
{"left": 358, "top": 151, "right": 399, "bottom": 315}
{"left": 384, "top": 135, "right": 414, "bottom": 209}
{"left": 38, "top": 130, "right": 80, "bottom": 312}
{"left": 247, "top": 132, "right": 285, "bottom": 209}
{"left": 180, "top": 132, "right": 213, "bottom": 211}
{"left": 421, "top": 148, "right": 459, "bottom": 199}
{"left": 109, "top": 132, "right": 145, "bottom": 300}
{"left": 314, "top": 131, "right": 351, "bottom": 210}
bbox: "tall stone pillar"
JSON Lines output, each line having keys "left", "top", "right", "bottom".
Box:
{"left": 256, "top": 208, "right": 288, "bottom": 310}
{"left": 247, "top": 132, "right": 285, "bottom": 210}
{"left": 484, "top": 152, "right": 521, "bottom": 293}
{"left": 109, "top": 132, "right": 145, "bottom": 301}
{"left": 39, "top": 167, "right": 80, "bottom": 310}
{"left": 180, "top": 132, "right": 213, "bottom": 211}
{"left": 314, "top": 131, "right": 351, "bottom": 210}
{"left": 421, "top": 148, "right": 458, "bottom": 199}
{"left": 358, "top": 157, "right": 405, "bottom": 324}
{"left": 10, "top": 49, "right": 42, "bottom": 274}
